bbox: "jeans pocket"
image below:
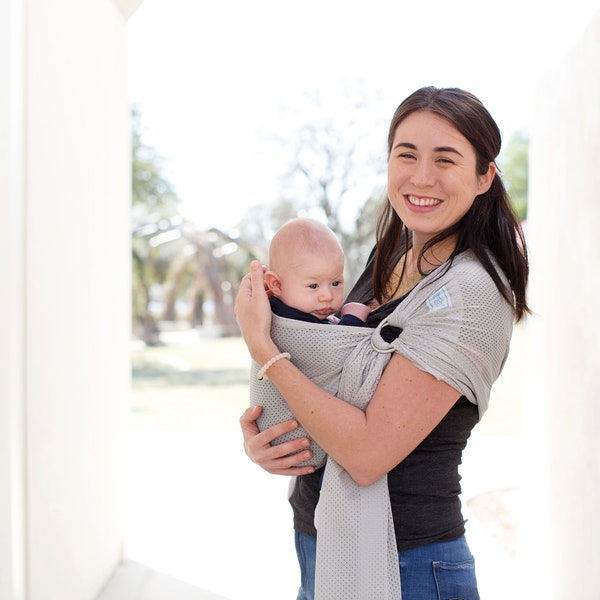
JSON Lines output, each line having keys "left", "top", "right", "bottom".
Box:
{"left": 433, "top": 558, "right": 480, "bottom": 600}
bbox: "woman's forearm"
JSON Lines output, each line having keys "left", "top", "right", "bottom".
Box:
{"left": 261, "top": 355, "right": 374, "bottom": 479}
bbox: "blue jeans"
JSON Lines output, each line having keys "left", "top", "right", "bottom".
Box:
{"left": 294, "top": 531, "right": 480, "bottom": 600}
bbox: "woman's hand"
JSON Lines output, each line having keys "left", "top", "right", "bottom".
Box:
{"left": 240, "top": 406, "right": 316, "bottom": 476}
{"left": 235, "top": 260, "right": 278, "bottom": 363}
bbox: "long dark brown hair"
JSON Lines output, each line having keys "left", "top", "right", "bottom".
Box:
{"left": 373, "top": 86, "right": 530, "bottom": 321}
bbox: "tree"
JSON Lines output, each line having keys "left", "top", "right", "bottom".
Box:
{"left": 131, "top": 107, "right": 262, "bottom": 339}
{"left": 259, "top": 88, "right": 387, "bottom": 283}
{"left": 159, "top": 225, "right": 262, "bottom": 337}
{"left": 131, "top": 106, "right": 182, "bottom": 344}
{"left": 500, "top": 129, "right": 529, "bottom": 221}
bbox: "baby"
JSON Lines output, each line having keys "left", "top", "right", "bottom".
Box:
{"left": 264, "top": 217, "right": 370, "bottom": 326}
{"left": 248, "top": 218, "right": 371, "bottom": 467}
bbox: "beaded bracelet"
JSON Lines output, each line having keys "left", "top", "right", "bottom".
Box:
{"left": 257, "top": 352, "right": 291, "bottom": 381}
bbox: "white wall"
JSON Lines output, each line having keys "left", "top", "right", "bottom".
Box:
{"left": 522, "top": 9, "right": 600, "bottom": 599}
{"left": 0, "top": 1, "right": 27, "bottom": 597}
{"left": 0, "top": 1, "right": 140, "bottom": 599}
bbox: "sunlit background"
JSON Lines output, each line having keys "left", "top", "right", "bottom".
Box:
{"left": 3, "top": 3, "right": 598, "bottom": 600}
{"left": 121, "top": 2, "right": 599, "bottom": 600}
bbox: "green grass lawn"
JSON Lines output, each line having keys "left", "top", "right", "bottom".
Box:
{"left": 131, "top": 322, "right": 527, "bottom": 436}
{"left": 131, "top": 335, "right": 252, "bottom": 430}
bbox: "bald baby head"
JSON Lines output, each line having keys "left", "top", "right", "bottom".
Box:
{"left": 266, "top": 218, "right": 346, "bottom": 319}
{"left": 269, "top": 218, "right": 344, "bottom": 272}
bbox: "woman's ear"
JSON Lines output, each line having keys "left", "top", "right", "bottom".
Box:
{"left": 265, "top": 271, "right": 283, "bottom": 297}
{"left": 477, "top": 161, "right": 497, "bottom": 195}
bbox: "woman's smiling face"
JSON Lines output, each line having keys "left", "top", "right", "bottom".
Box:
{"left": 387, "top": 110, "right": 495, "bottom": 247}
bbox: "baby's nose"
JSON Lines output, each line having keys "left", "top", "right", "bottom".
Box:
{"left": 319, "top": 287, "right": 333, "bottom": 301}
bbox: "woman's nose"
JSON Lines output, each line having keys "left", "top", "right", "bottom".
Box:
{"left": 410, "top": 160, "right": 435, "bottom": 187}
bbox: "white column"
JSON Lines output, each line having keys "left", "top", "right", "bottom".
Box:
{"left": 521, "top": 9, "right": 600, "bottom": 599}
{"left": 0, "top": 1, "right": 141, "bottom": 599}
{"left": 0, "top": 0, "right": 27, "bottom": 598}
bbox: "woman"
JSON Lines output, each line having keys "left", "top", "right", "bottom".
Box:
{"left": 235, "top": 86, "right": 529, "bottom": 600}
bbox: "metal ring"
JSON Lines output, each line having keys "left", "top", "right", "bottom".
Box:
{"left": 370, "top": 318, "right": 396, "bottom": 354}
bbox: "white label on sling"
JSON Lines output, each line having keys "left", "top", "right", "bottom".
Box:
{"left": 426, "top": 286, "right": 452, "bottom": 312}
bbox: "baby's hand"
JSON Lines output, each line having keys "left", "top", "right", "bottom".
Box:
{"left": 341, "top": 302, "right": 371, "bottom": 321}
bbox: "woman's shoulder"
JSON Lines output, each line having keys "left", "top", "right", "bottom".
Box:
{"left": 449, "top": 250, "right": 508, "bottom": 288}
{"left": 443, "top": 251, "right": 513, "bottom": 318}
{"left": 452, "top": 249, "right": 490, "bottom": 272}
{"left": 412, "top": 250, "right": 513, "bottom": 319}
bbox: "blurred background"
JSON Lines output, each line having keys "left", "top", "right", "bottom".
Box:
{"left": 2, "top": 2, "right": 598, "bottom": 600}
{"left": 124, "top": 2, "right": 597, "bottom": 599}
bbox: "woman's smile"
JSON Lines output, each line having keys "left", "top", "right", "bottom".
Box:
{"left": 406, "top": 194, "right": 442, "bottom": 208}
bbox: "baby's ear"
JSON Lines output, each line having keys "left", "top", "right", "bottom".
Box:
{"left": 265, "top": 271, "right": 282, "bottom": 297}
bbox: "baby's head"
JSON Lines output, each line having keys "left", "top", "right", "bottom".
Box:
{"left": 266, "top": 218, "right": 345, "bottom": 320}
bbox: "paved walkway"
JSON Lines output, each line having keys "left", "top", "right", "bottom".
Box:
{"left": 96, "top": 561, "right": 228, "bottom": 600}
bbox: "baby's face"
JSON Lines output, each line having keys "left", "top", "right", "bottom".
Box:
{"left": 276, "top": 253, "right": 345, "bottom": 320}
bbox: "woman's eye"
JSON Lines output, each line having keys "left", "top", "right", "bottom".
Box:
{"left": 398, "top": 152, "right": 416, "bottom": 160}
{"left": 436, "top": 157, "right": 454, "bottom": 164}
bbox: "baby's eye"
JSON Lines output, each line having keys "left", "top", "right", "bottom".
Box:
{"left": 332, "top": 281, "right": 342, "bottom": 287}
{"left": 308, "top": 283, "right": 318, "bottom": 289}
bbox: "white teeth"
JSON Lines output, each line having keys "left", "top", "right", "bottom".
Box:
{"left": 407, "top": 195, "right": 441, "bottom": 207}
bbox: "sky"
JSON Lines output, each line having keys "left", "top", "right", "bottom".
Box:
{"left": 127, "top": 0, "right": 600, "bottom": 231}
